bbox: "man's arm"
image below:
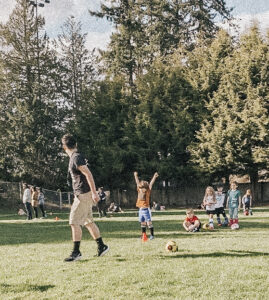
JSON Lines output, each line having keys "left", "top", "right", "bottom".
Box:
{"left": 149, "top": 172, "right": 159, "bottom": 190}
{"left": 78, "top": 165, "right": 99, "bottom": 202}
{"left": 134, "top": 172, "right": 139, "bottom": 186}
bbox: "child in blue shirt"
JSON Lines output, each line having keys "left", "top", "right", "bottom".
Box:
{"left": 226, "top": 181, "right": 241, "bottom": 227}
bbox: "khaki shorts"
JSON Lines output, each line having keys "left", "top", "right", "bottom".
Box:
{"left": 69, "top": 192, "right": 94, "bottom": 226}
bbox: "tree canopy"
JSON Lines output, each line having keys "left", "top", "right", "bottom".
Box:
{"left": 0, "top": 0, "right": 268, "bottom": 200}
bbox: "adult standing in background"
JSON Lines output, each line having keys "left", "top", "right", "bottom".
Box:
{"left": 61, "top": 134, "right": 109, "bottom": 262}
{"left": 22, "top": 183, "right": 32, "bottom": 220}
{"left": 31, "top": 186, "right": 39, "bottom": 219}
{"left": 97, "top": 187, "right": 107, "bottom": 218}
{"left": 37, "top": 187, "right": 46, "bottom": 218}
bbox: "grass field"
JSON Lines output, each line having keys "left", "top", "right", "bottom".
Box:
{"left": 0, "top": 207, "right": 269, "bottom": 300}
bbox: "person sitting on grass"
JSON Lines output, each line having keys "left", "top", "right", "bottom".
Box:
{"left": 183, "top": 208, "right": 201, "bottom": 232}
{"left": 134, "top": 171, "right": 158, "bottom": 240}
{"left": 152, "top": 201, "right": 160, "bottom": 211}
{"left": 242, "top": 189, "right": 253, "bottom": 215}
{"left": 108, "top": 202, "right": 123, "bottom": 213}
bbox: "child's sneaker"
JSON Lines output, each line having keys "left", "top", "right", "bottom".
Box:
{"left": 96, "top": 244, "right": 110, "bottom": 257}
{"left": 64, "top": 251, "right": 82, "bottom": 262}
{"left": 222, "top": 220, "right": 228, "bottom": 227}
{"left": 149, "top": 235, "right": 154, "bottom": 240}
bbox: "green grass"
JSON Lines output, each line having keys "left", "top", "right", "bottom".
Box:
{"left": 0, "top": 208, "right": 269, "bottom": 299}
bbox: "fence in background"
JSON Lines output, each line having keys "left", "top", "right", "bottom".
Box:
{"left": 0, "top": 181, "right": 269, "bottom": 210}
{"left": 0, "top": 181, "right": 73, "bottom": 210}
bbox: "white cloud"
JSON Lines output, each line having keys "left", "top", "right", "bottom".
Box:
{"left": 3, "top": 2, "right": 269, "bottom": 52}
{"left": 0, "top": 1, "right": 112, "bottom": 40}
{"left": 85, "top": 29, "right": 113, "bottom": 51}
{"left": 0, "top": 0, "right": 16, "bottom": 23}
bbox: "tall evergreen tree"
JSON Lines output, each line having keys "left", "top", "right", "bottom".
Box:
{"left": 90, "top": 0, "right": 143, "bottom": 87}
{"left": 0, "top": 0, "right": 64, "bottom": 187}
{"left": 189, "top": 26, "right": 269, "bottom": 199}
{"left": 133, "top": 57, "right": 201, "bottom": 184}
{"left": 55, "top": 16, "right": 97, "bottom": 120}
{"left": 90, "top": 0, "right": 232, "bottom": 84}
{"left": 73, "top": 77, "right": 137, "bottom": 189}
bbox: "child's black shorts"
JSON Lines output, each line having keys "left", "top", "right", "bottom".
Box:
{"left": 215, "top": 207, "right": 225, "bottom": 215}
{"left": 244, "top": 202, "right": 250, "bottom": 210}
{"left": 206, "top": 210, "right": 215, "bottom": 215}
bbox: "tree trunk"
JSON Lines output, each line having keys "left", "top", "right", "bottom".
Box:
{"left": 249, "top": 170, "right": 259, "bottom": 204}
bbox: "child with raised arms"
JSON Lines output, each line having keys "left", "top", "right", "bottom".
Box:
{"left": 203, "top": 186, "right": 216, "bottom": 230}
{"left": 134, "top": 171, "right": 158, "bottom": 240}
{"left": 183, "top": 208, "right": 201, "bottom": 232}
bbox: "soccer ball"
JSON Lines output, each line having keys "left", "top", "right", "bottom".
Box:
{"left": 202, "top": 223, "right": 210, "bottom": 230}
{"left": 165, "top": 241, "right": 178, "bottom": 252}
{"left": 244, "top": 210, "right": 249, "bottom": 216}
{"left": 231, "top": 223, "right": 239, "bottom": 230}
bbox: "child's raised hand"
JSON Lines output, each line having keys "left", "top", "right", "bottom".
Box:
{"left": 154, "top": 172, "right": 159, "bottom": 177}
{"left": 134, "top": 171, "right": 138, "bottom": 176}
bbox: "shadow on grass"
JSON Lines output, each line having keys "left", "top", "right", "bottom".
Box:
{"left": 0, "top": 219, "right": 184, "bottom": 245}
{"left": 1, "top": 215, "right": 269, "bottom": 245}
{"left": 0, "top": 283, "right": 55, "bottom": 293}
{"left": 161, "top": 250, "right": 269, "bottom": 259}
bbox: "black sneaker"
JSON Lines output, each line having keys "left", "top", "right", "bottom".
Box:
{"left": 64, "top": 251, "right": 82, "bottom": 262}
{"left": 96, "top": 245, "right": 110, "bottom": 257}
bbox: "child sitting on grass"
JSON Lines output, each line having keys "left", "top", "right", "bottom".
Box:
{"left": 242, "top": 189, "right": 253, "bottom": 215}
{"left": 183, "top": 208, "right": 201, "bottom": 232}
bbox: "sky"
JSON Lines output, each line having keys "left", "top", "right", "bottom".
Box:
{"left": 0, "top": 0, "right": 269, "bottom": 50}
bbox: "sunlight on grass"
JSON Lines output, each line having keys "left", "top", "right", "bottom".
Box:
{"left": 0, "top": 208, "right": 269, "bottom": 299}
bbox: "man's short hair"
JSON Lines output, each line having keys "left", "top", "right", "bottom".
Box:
{"left": 62, "top": 134, "right": 77, "bottom": 149}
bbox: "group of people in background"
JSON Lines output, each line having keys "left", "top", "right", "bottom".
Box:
{"left": 97, "top": 187, "right": 124, "bottom": 217}
{"left": 134, "top": 172, "right": 254, "bottom": 239}
{"left": 183, "top": 181, "right": 253, "bottom": 232}
{"left": 22, "top": 183, "right": 46, "bottom": 220}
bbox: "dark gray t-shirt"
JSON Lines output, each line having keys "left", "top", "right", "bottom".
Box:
{"left": 69, "top": 152, "right": 90, "bottom": 195}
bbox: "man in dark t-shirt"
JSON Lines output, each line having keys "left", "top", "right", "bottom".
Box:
{"left": 62, "top": 134, "right": 109, "bottom": 261}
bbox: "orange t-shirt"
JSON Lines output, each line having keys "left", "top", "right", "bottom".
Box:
{"left": 136, "top": 188, "right": 151, "bottom": 208}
